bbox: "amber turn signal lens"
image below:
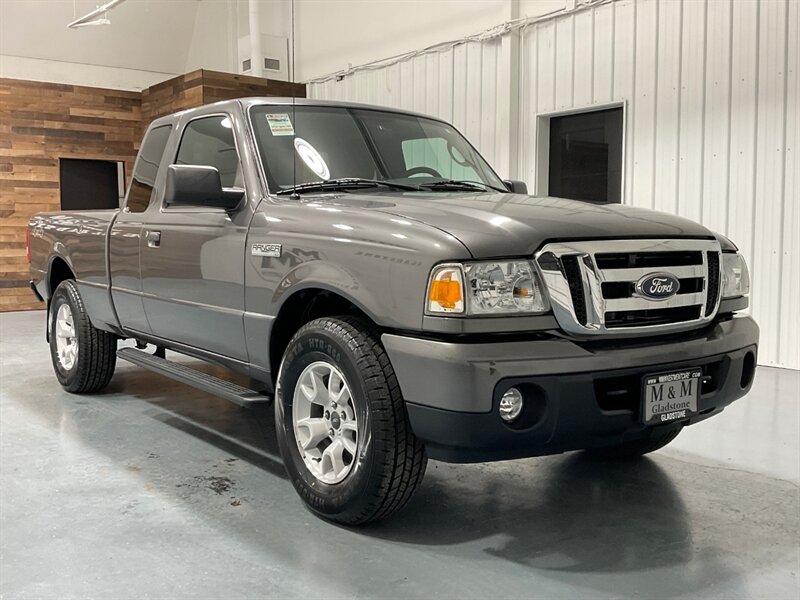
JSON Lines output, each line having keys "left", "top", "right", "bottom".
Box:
{"left": 429, "top": 278, "right": 462, "bottom": 309}
{"left": 427, "top": 265, "right": 465, "bottom": 314}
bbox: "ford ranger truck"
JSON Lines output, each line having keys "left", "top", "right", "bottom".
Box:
{"left": 28, "top": 98, "right": 759, "bottom": 525}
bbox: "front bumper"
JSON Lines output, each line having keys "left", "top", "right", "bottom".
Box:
{"left": 382, "top": 316, "right": 759, "bottom": 462}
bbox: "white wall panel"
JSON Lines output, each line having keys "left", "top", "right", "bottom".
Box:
{"left": 537, "top": 21, "right": 557, "bottom": 113}
{"left": 520, "top": 24, "right": 539, "bottom": 185}
{"left": 573, "top": 10, "right": 594, "bottom": 107}
{"left": 727, "top": 0, "right": 759, "bottom": 277}
{"left": 676, "top": 0, "right": 706, "bottom": 224}
{"left": 653, "top": 0, "right": 681, "bottom": 215}
{"left": 752, "top": 0, "right": 790, "bottom": 369}
{"left": 309, "top": 0, "right": 797, "bottom": 369}
{"left": 701, "top": 0, "right": 733, "bottom": 234}
{"left": 592, "top": 2, "right": 615, "bottom": 104}
{"left": 555, "top": 16, "right": 576, "bottom": 108}
{"left": 611, "top": 0, "right": 637, "bottom": 205}
{"left": 631, "top": 0, "right": 658, "bottom": 210}
{"left": 779, "top": 0, "right": 799, "bottom": 370}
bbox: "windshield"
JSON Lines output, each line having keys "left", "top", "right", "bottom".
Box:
{"left": 250, "top": 105, "right": 505, "bottom": 193}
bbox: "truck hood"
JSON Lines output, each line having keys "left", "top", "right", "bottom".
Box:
{"left": 310, "top": 191, "right": 716, "bottom": 258}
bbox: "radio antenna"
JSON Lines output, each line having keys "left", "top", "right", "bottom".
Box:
{"left": 291, "top": 0, "right": 298, "bottom": 199}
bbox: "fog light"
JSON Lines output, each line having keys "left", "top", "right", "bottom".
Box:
{"left": 499, "top": 387, "right": 524, "bottom": 422}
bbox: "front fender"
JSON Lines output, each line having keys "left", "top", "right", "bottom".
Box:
{"left": 243, "top": 199, "right": 472, "bottom": 377}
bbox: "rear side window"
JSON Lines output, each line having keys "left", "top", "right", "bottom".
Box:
{"left": 126, "top": 125, "right": 171, "bottom": 213}
{"left": 175, "top": 115, "right": 241, "bottom": 187}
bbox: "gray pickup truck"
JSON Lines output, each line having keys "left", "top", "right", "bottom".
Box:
{"left": 28, "top": 98, "right": 758, "bottom": 524}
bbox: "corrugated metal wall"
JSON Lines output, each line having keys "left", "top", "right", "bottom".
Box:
{"left": 308, "top": 0, "right": 799, "bottom": 370}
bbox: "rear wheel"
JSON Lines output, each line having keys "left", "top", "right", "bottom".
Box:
{"left": 275, "top": 316, "right": 427, "bottom": 525}
{"left": 49, "top": 280, "right": 117, "bottom": 393}
{"left": 584, "top": 427, "right": 683, "bottom": 460}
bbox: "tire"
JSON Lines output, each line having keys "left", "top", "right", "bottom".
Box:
{"left": 275, "top": 316, "right": 427, "bottom": 525}
{"left": 49, "top": 280, "right": 117, "bottom": 393}
{"left": 584, "top": 427, "right": 683, "bottom": 460}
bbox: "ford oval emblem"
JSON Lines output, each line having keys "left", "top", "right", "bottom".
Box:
{"left": 635, "top": 272, "right": 680, "bottom": 301}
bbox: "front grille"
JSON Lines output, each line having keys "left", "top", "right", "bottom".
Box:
{"left": 536, "top": 239, "right": 722, "bottom": 336}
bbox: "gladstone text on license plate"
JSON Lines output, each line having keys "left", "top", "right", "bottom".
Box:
{"left": 642, "top": 368, "right": 702, "bottom": 425}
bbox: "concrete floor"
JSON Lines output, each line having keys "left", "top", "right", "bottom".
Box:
{"left": 1, "top": 310, "right": 798, "bottom": 600}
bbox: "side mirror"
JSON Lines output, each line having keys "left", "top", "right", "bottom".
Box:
{"left": 164, "top": 165, "right": 243, "bottom": 210}
{"left": 503, "top": 179, "right": 528, "bottom": 195}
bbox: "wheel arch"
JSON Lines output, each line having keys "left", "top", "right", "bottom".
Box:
{"left": 47, "top": 255, "right": 76, "bottom": 300}
{"left": 268, "top": 286, "right": 378, "bottom": 383}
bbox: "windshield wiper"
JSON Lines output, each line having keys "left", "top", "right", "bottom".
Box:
{"left": 418, "top": 179, "right": 507, "bottom": 193}
{"left": 276, "top": 178, "right": 420, "bottom": 195}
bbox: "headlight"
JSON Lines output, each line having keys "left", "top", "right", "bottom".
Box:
{"left": 721, "top": 253, "right": 750, "bottom": 298}
{"left": 426, "top": 260, "right": 549, "bottom": 315}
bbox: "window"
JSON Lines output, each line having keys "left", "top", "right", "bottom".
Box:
{"left": 249, "top": 105, "right": 503, "bottom": 192}
{"left": 400, "top": 137, "right": 480, "bottom": 182}
{"left": 547, "top": 107, "right": 623, "bottom": 203}
{"left": 59, "top": 159, "right": 124, "bottom": 211}
{"left": 125, "top": 125, "right": 171, "bottom": 213}
{"left": 176, "top": 115, "right": 241, "bottom": 188}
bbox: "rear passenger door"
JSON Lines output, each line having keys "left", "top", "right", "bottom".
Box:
{"left": 110, "top": 124, "right": 172, "bottom": 333}
{"left": 139, "top": 113, "right": 249, "bottom": 361}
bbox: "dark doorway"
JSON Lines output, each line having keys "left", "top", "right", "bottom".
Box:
{"left": 59, "top": 158, "right": 123, "bottom": 211}
{"left": 548, "top": 107, "right": 623, "bottom": 203}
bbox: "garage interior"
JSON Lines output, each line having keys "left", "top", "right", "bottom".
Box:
{"left": 1, "top": 0, "right": 798, "bottom": 598}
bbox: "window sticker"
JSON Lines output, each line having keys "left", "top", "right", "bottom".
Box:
{"left": 294, "top": 137, "right": 330, "bottom": 180}
{"left": 265, "top": 113, "right": 295, "bottom": 136}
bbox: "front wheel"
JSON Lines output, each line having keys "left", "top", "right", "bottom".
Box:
{"left": 584, "top": 427, "right": 683, "bottom": 460}
{"left": 49, "top": 280, "right": 117, "bottom": 393}
{"left": 275, "top": 316, "right": 427, "bottom": 525}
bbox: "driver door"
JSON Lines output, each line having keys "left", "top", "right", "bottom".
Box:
{"left": 139, "top": 113, "right": 249, "bottom": 361}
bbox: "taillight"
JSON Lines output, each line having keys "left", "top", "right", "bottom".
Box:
{"left": 26, "top": 225, "right": 31, "bottom": 264}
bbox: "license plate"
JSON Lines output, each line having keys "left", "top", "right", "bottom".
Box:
{"left": 641, "top": 368, "right": 702, "bottom": 425}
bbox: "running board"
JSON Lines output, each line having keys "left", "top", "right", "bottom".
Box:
{"left": 117, "top": 347, "right": 272, "bottom": 408}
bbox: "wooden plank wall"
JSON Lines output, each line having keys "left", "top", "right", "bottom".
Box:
{"left": 0, "top": 79, "right": 141, "bottom": 311}
{"left": 0, "top": 70, "right": 305, "bottom": 312}
{"left": 202, "top": 69, "right": 306, "bottom": 105}
{"left": 140, "top": 69, "right": 306, "bottom": 127}
{"left": 141, "top": 70, "right": 204, "bottom": 126}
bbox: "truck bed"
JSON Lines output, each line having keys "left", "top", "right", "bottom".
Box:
{"left": 29, "top": 209, "right": 120, "bottom": 330}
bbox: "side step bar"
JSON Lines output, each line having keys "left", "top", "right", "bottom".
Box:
{"left": 117, "top": 347, "right": 272, "bottom": 408}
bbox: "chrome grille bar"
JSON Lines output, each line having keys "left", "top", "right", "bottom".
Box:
{"left": 601, "top": 264, "right": 706, "bottom": 282}
{"left": 604, "top": 293, "right": 705, "bottom": 312}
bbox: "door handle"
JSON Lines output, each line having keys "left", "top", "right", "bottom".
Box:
{"left": 145, "top": 230, "right": 161, "bottom": 248}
